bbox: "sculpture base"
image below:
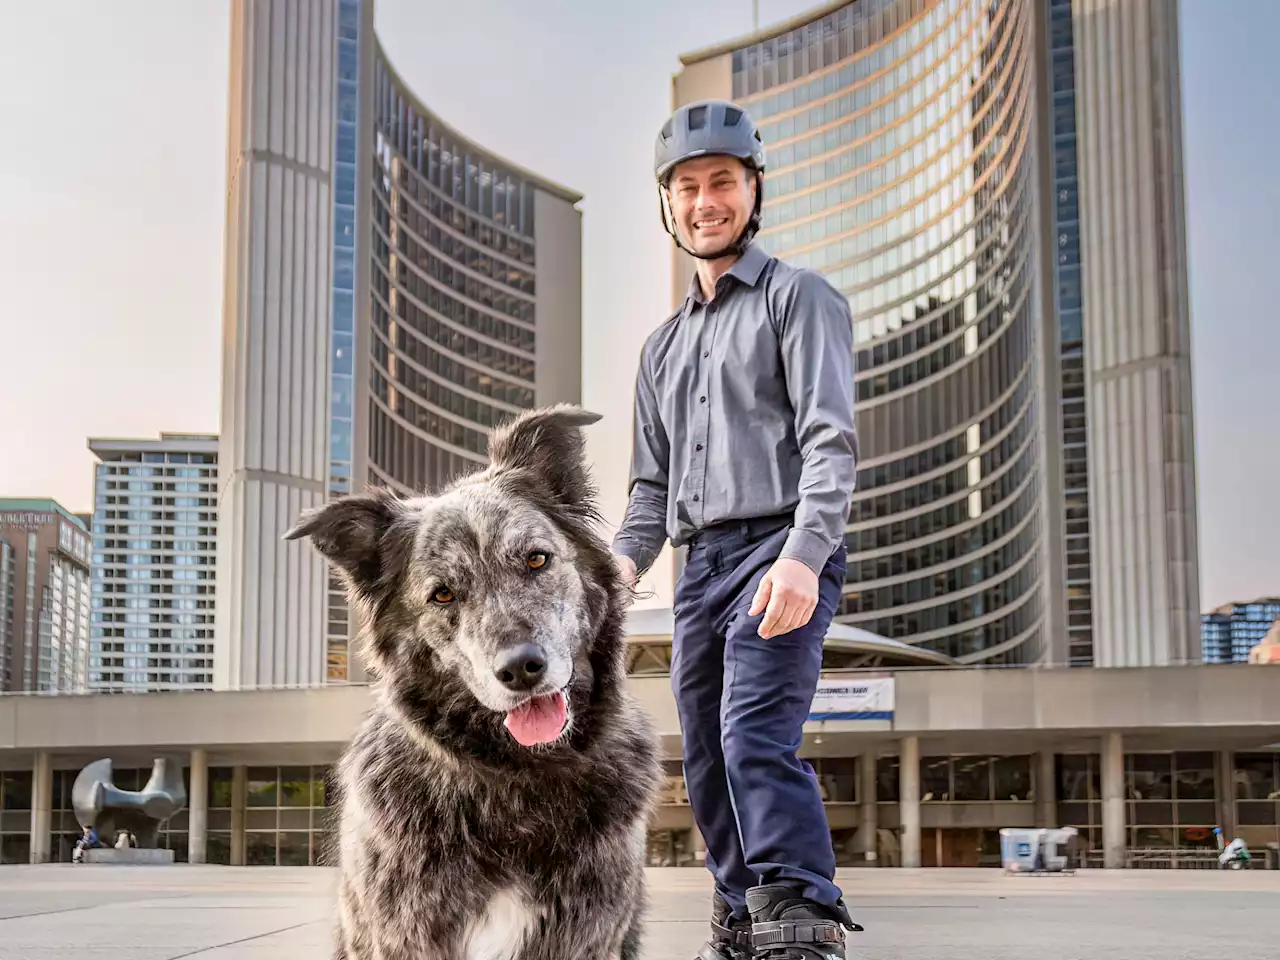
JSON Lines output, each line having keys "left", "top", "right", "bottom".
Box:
{"left": 83, "top": 848, "right": 176, "bottom": 865}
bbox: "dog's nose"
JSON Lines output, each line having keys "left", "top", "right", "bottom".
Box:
{"left": 493, "top": 643, "right": 547, "bottom": 691}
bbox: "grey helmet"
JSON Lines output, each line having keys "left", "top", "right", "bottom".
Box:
{"left": 654, "top": 99, "right": 766, "bottom": 259}
{"left": 654, "top": 99, "right": 766, "bottom": 184}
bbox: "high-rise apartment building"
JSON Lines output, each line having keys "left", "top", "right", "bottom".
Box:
{"left": 215, "top": 0, "right": 583, "bottom": 689}
{"left": 0, "top": 500, "right": 92, "bottom": 692}
{"left": 87, "top": 433, "right": 219, "bottom": 692}
{"left": 1201, "top": 599, "right": 1280, "bottom": 665}
{"left": 671, "top": 0, "right": 1199, "bottom": 667}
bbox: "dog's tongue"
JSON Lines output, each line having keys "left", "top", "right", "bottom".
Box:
{"left": 503, "top": 691, "right": 567, "bottom": 747}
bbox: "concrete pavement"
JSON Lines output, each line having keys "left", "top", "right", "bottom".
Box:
{"left": 1, "top": 866, "right": 1278, "bottom": 958}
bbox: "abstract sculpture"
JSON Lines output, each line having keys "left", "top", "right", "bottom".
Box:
{"left": 72, "top": 757, "right": 187, "bottom": 849}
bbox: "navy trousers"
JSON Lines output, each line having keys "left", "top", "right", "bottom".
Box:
{"left": 671, "top": 516, "right": 845, "bottom": 918}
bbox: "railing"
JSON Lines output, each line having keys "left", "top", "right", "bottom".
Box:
{"left": 1083, "top": 848, "right": 1231, "bottom": 869}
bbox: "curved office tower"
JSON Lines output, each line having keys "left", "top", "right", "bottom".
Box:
{"left": 673, "top": 0, "right": 1199, "bottom": 666}
{"left": 216, "top": 0, "right": 582, "bottom": 688}
{"left": 367, "top": 52, "right": 582, "bottom": 495}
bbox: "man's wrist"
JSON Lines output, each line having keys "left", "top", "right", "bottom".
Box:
{"left": 779, "top": 527, "right": 831, "bottom": 577}
{"left": 610, "top": 539, "right": 651, "bottom": 577}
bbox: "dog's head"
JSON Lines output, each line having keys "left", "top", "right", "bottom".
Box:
{"left": 285, "top": 405, "right": 627, "bottom": 756}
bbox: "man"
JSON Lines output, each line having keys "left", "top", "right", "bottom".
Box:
{"left": 612, "top": 100, "right": 861, "bottom": 960}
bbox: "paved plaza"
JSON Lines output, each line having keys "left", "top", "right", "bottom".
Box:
{"left": 0, "top": 865, "right": 1278, "bottom": 959}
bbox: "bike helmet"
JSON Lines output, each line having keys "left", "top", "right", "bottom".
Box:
{"left": 654, "top": 99, "right": 766, "bottom": 258}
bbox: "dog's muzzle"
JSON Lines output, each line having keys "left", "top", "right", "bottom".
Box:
{"left": 493, "top": 642, "right": 548, "bottom": 693}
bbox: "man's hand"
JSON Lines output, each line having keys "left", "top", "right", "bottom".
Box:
{"left": 613, "top": 554, "right": 639, "bottom": 595}
{"left": 749, "top": 558, "right": 819, "bottom": 639}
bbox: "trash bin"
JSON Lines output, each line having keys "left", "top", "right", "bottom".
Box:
{"left": 1000, "top": 827, "right": 1078, "bottom": 873}
{"left": 1000, "top": 828, "right": 1040, "bottom": 873}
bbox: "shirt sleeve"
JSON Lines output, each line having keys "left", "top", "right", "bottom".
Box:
{"left": 611, "top": 348, "right": 671, "bottom": 575}
{"left": 774, "top": 269, "right": 860, "bottom": 575}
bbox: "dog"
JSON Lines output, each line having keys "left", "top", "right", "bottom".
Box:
{"left": 285, "top": 405, "right": 661, "bottom": 960}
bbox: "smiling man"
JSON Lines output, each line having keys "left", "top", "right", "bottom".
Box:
{"left": 611, "top": 100, "right": 861, "bottom": 960}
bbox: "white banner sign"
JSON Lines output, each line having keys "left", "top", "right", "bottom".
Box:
{"left": 808, "top": 676, "right": 894, "bottom": 722}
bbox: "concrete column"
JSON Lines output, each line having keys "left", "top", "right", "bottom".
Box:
{"left": 188, "top": 749, "right": 209, "bottom": 865}
{"left": 230, "top": 764, "right": 247, "bottom": 866}
{"left": 29, "top": 751, "right": 53, "bottom": 864}
{"left": 899, "top": 737, "right": 921, "bottom": 869}
{"left": 1216, "top": 750, "right": 1236, "bottom": 840}
{"left": 1101, "top": 732, "right": 1126, "bottom": 869}
{"left": 856, "top": 752, "right": 878, "bottom": 864}
{"left": 1036, "top": 750, "right": 1058, "bottom": 827}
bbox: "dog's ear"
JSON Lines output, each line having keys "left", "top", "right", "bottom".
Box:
{"left": 283, "top": 489, "right": 408, "bottom": 596}
{"left": 487, "top": 404, "right": 601, "bottom": 508}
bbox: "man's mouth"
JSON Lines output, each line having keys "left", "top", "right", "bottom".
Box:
{"left": 503, "top": 688, "right": 569, "bottom": 747}
{"left": 694, "top": 216, "right": 730, "bottom": 231}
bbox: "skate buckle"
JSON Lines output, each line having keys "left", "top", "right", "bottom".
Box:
{"left": 711, "top": 917, "right": 754, "bottom": 949}
{"left": 833, "top": 899, "right": 864, "bottom": 933}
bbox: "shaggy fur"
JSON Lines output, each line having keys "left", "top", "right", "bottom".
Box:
{"left": 286, "top": 405, "right": 661, "bottom": 960}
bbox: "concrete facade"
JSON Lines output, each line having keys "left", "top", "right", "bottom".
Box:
{"left": 1071, "top": 0, "right": 1201, "bottom": 667}
{"left": 3, "top": 664, "right": 1279, "bottom": 867}
{"left": 215, "top": 0, "right": 336, "bottom": 691}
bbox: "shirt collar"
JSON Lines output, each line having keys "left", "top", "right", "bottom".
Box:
{"left": 684, "top": 242, "right": 771, "bottom": 305}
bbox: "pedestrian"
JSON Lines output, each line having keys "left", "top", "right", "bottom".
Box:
{"left": 612, "top": 99, "right": 861, "bottom": 960}
{"left": 72, "top": 824, "right": 97, "bottom": 864}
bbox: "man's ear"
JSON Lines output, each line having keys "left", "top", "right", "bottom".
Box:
{"left": 283, "top": 489, "right": 407, "bottom": 597}
{"left": 486, "top": 403, "right": 602, "bottom": 512}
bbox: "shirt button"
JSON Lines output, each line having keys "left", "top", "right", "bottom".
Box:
{"left": 692, "top": 495, "right": 700, "bottom": 502}
{"left": 699, "top": 395, "right": 706, "bottom": 403}
{"left": 703, "top": 351, "right": 710, "bottom": 358}
{"left": 696, "top": 443, "right": 703, "bottom": 451}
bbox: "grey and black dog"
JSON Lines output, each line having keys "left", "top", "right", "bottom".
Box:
{"left": 286, "top": 405, "right": 661, "bottom": 960}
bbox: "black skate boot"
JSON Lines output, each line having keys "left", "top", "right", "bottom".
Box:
{"left": 745, "top": 885, "right": 863, "bottom": 959}
{"left": 695, "top": 891, "right": 756, "bottom": 960}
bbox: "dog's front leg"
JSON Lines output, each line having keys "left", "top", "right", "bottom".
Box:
{"left": 618, "top": 919, "right": 642, "bottom": 960}
{"left": 527, "top": 913, "right": 636, "bottom": 960}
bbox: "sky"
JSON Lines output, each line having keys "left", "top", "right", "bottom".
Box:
{"left": 0, "top": 0, "right": 1276, "bottom": 611}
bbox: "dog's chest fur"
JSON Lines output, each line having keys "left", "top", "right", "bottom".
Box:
{"left": 461, "top": 888, "right": 543, "bottom": 960}
{"left": 334, "top": 701, "right": 658, "bottom": 960}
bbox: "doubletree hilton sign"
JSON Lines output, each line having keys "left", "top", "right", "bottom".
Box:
{"left": 0, "top": 511, "right": 57, "bottom": 531}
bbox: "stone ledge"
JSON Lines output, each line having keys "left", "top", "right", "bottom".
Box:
{"left": 83, "top": 848, "right": 175, "bottom": 865}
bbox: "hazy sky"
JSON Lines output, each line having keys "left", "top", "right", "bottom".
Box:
{"left": 0, "top": 0, "right": 1276, "bottom": 610}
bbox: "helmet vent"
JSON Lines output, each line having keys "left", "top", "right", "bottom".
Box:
{"left": 724, "top": 106, "right": 744, "bottom": 127}
{"left": 660, "top": 118, "right": 674, "bottom": 141}
{"left": 687, "top": 104, "right": 709, "bottom": 131}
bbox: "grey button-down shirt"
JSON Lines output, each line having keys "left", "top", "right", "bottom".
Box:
{"left": 612, "top": 242, "right": 859, "bottom": 576}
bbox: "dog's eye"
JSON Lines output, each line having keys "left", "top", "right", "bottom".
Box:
{"left": 432, "top": 586, "right": 455, "bottom": 604}
{"left": 526, "top": 551, "right": 548, "bottom": 570}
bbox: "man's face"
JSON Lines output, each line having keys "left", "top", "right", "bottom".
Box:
{"left": 665, "top": 155, "right": 757, "bottom": 258}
